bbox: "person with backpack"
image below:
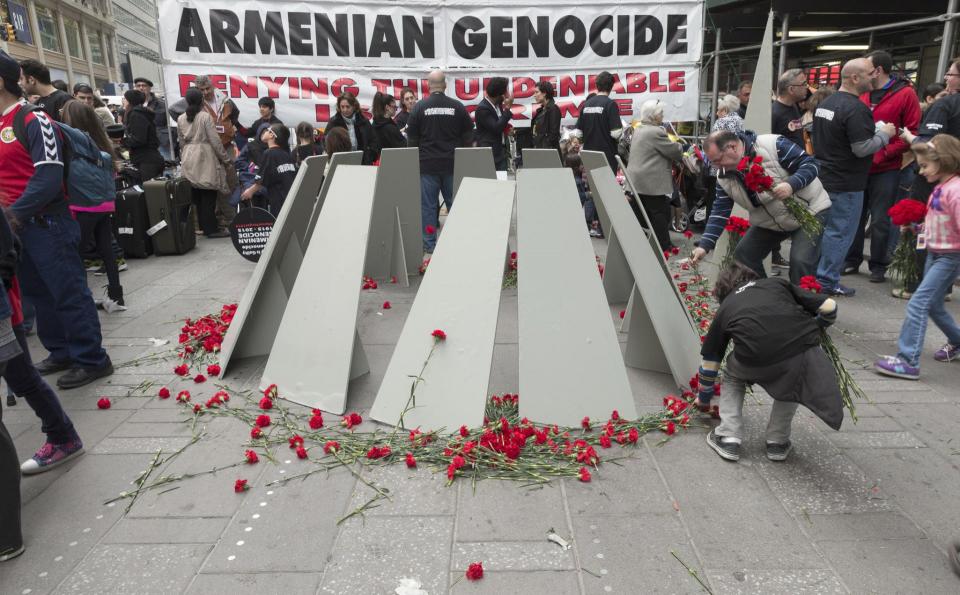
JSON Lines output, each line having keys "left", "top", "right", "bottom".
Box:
{"left": 0, "top": 51, "right": 113, "bottom": 389}
{"left": 61, "top": 100, "right": 125, "bottom": 311}
{"left": 123, "top": 90, "right": 165, "bottom": 183}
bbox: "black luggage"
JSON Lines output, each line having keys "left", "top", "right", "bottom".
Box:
{"left": 143, "top": 178, "right": 196, "bottom": 256}
{"left": 113, "top": 186, "right": 152, "bottom": 258}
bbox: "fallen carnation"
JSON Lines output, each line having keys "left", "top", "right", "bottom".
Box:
{"left": 245, "top": 450, "right": 259, "bottom": 464}
{"left": 234, "top": 479, "right": 248, "bottom": 493}
{"left": 324, "top": 440, "right": 341, "bottom": 454}
{"left": 425, "top": 224, "right": 436, "bottom": 234}
{"left": 382, "top": 301, "right": 391, "bottom": 310}
{"left": 465, "top": 562, "right": 484, "bottom": 581}
{"left": 258, "top": 397, "right": 273, "bottom": 410}
{"left": 206, "top": 364, "right": 221, "bottom": 376}
{"left": 193, "top": 374, "right": 206, "bottom": 384}
{"left": 289, "top": 434, "right": 304, "bottom": 448}
{"left": 158, "top": 387, "right": 170, "bottom": 399}
{"left": 431, "top": 329, "right": 447, "bottom": 341}
{"left": 579, "top": 467, "right": 592, "bottom": 482}
{"left": 250, "top": 427, "right": 263, "bottom": 439}
{"left": 309, "top": 414, "right": 324, "bottom": 429}
{"left": 296, "top": 446, "right": 308, "bottom": 459}
{"left": 263, "top": 384, "right": 279, "bottom": 399}
{"left": 341, "top": 412, "right": 362, "bottom": 429}
{"left": 174, "top": 364, "right": 188, "bottom": 376}
{"left": 255, "top": 414, "right": 271, "bottom": 428}
{"left": 97, "top": 397, "right": 111, "bottom": 409}
{"left": 176, "top": 390, "right": 191, "bottom": 403}
{"left": 405, "top": 452, "right": 417, "bottom": 468}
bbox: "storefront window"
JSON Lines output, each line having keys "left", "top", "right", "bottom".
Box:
{"left": 34, "top": 6, "right": 61, "bottom": 53}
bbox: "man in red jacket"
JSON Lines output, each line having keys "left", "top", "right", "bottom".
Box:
{"left": 844, "top": 50, "right": 921, "bottom": 283}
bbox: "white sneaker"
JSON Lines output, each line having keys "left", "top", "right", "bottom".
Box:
{"left": 102, "top": 298, "right": 127, "bottom": 314}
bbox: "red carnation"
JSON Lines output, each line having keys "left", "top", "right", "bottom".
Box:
{"left": 578, "top": 467, "right": 592, "bottom": 482}
{"left": 581, "top": 416, "right": 591, "bottom": 430}
{"left": 158, "top": 387, "right": 171, "bottom": 399}
{"left": 382, "top": 301, "right": 391, "bottom": 310}
{"left": 250, "top": 427, "right": 263, "bottom": 439}
{"left": 295, "top": 446, "right": 308, "bottom": 459}
{"left": 341, "top": 412, "right": 362, "bottom": 429}
{"left": 324, "top": 440, "right": 341, "bottom": 454}
{"left": 206, "top": 364, "right": 221, "bottom": 376}
{"left": 309, "top": 414, "right": 324, "bottom": 429}
{"left": 289, "top": 434, "right": 304, "bottom": 448}
{"left": 176, "top": 390, "right": 191, "bottom": 403}
{"left": 425, "top": 224, "right": 436, "bottom": 234}
{"left": 431, "top": 329, "right": 447, "bottom": 341}
{"left": 459, "top": 425, "right": 469, "bottom": 438}
{"left": 174, "top": 364, "right": 189, "bottom": 376}
{"left": 465, "top": 562, "right": 484, "bottom": 581}
{"left": 97, "top": 397, "right": 111, "bottom": 409}
{"left": 599, "top": 434, "right": 612, "bottom": 449}
{"left": 405, "top": 452, "right": 417, "bottom": 468}
{"left": 619, "top": 310, "right": 625, "bottom": 319}
{"left": 888, "top": 198, "right": 927, "bottom": 226}
{"left": 683, "top": 230, "right": 693, "bottom": 238}
{"left": 234, "top": 479, "right": 248, "bottom": 493}
{"left": 245, "top": 450, "right": 259, "bottom": 464}
{"left": 193, "top": 374, "right": 206, "bottom": 384}
{"left": 255, "top": 414, "right": 271, "bottom": 428}
{"left": 263, "top": 384, "right": 278, "bottom": 399}
{"left": 662, "top": 421, "right": 677, "bottom": 435}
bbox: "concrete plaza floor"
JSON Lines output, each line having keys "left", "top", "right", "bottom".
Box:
{"left": 1, "top": 230, "right": 959, "bottom": 594}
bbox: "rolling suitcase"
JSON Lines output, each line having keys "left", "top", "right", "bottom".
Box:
{"left": 143, "top": 178, "right": 197, "bottom": 256}
{"left": 113, "top": 185, "right": 152, "bottom": 258}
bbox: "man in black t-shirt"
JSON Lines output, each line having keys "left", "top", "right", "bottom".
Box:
{"left": 18, "top": 60, "right": 71, "bottom": 122}
{"left": 812, "top": 58, "right": 895, "bottom": 297}
{"left": 575, "top": 71, "right": 623, "bottom": 172}
{"left": 771, "top": 69, "right": 807, "bottom": 147}
{"left": 405, "top": 69, "right": 474, "bottom": 257}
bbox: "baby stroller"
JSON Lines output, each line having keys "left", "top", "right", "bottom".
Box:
{"left": 670, "top": 145, "right": 713, "bottom": 233}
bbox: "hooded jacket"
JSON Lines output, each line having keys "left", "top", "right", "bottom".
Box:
{"left": 369, "top": 115, "right": 406, "bottom": 162}
{"left": 124, "top": 105, "right": 161, "bottom": 162}
{"left": 859, "top": 76, "right": 921, "bottom": 174}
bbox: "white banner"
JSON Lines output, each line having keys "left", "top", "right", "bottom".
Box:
{"left": 158, "top": 0, "right": 703, "bottom": 127}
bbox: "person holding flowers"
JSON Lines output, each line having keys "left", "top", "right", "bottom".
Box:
{"left": 691, "top": 130, "right": 830, "bottom": 284}
{"left": 875, "top": 135, "right": 960, "bottom": 379}
{"left": 695, "top": 264, "right": 844, "bottom": 463}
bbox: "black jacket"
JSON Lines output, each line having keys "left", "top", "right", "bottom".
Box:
{"left": 247, "top": 115, "right": 283, "bottom": 140}
{"left": 326, "top": 112, "right": 374, "bottom": 164}
{"left": 369, "top": 116, "right": 406, "bottom": 161}
{"left": 405, "top": 92, "right": 474, "bottom": 175}
{"left": 531, "top": 100, "right": 561, "bottom": 154}
{"left": 474, "top": 98, "right": 512, "bottom": 167}
{"left": 146, "top": 95, "right": 168, "bottom": 131}
{"left": 124, "top": 105, "right": 162, "bottom": 162}
{"left": 395, "top": 109, "right": 411, "bottom": 131}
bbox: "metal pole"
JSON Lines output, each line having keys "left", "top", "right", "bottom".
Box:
{"left": 711, "top": 27, "right": 721, "bottom": 129}
{"left": 937, "top": 0, "right": 959, "bottom": 78}
{"left": 778, "top": 13, "right": 790, "bottom": 78}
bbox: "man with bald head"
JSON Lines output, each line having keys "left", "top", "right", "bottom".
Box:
{"left": 406, "top": 69, "right": 474, "bottom": 258}
{"left": 812, "top": 58, "right": 896, "bottom": 296}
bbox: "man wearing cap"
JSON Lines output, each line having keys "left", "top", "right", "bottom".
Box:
{"left": 0, "top": 51, "right": 113, "bottom": 389}
{"left": 134, "top": 77, "right": 170, "bottom": 161}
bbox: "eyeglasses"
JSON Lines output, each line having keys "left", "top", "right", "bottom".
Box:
{"left": 945, "top": 73, "right": 960, "bottom": 78}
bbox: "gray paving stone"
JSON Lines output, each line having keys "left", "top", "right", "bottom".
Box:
{"left": 705, "top": 568, "right": 845, "bottom": 594}
{"left": 448, "top": 570, "right": 580, "bottom": 594}
{"left": 201, "top": 465, "right": 355, "bottom": 573}
{"left": 570, "top": 515, "right": 709, "bottom": 594}
{"left": 457, "top": 480, "right": 567, "bottom": 541}
{"left": 879, "top": 402, "right": 960, "bottom": 454}
{"left": 564, "top": 451, "right": 676, "bottom": 516}
{"left": 103, "top": 516, "right": 229, "bottom": 544}
{"left": 91, "top": 436, "right": 194, "bottom": 454}
{"left": 830, "top": 415, "right": 903, "bottom": 432}
{"left": 802, "top": 512, "right": 924, "bottom": 541}
{"left": 319, "top": 516, "right": 453, "bottom": 594}
{"left": 818, "top": 539, "right": 958, "bottom": 592}
{"left": 453, "top": 541, "right": 576, "bottom": 571}
{"left": 186, "top": 572, "right": 322, "bottom": 594}
{"left": 108, "top": 421, "right": 197, "bottom": 438}
{"left": 346, "top": 462, "right": 456, "bottom": 516}
{"left": 55, "top": 543, "right": 211, "bottom": 594}
{"left": 826, "top": 431, "right": 927, "bottom": 449}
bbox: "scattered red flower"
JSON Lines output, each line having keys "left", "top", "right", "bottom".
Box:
{"left": 324, "top": 440, "right": 341, "bottom": 454}
{"left": 619, "top": 310, "right": 625, "bottom": 319}
{"left": 250, "top": 427, "right": 263, "bottom": 439}
{"left": 309, "top": 414, "right": 324, "bottom": 429}
{"left": 158, "top": 387, "right": 171, "bottom": 399}
{"left": 465, "top": 562, "right": 484, "bottom": 581}
{"left": 296, "top": 446, "right": 308, "bottom": 459}
{"left": 366, "top": 445, "right": 392, "bottom": 459}
{"left": 405, "top": 452, "right": 417, "bottom": 468}
{"left": 174, "top": 364, "right": 189, "bottom": 376}
{"left": 234, "top": 479, "right": 248, "bottom": 493}
{"left": 662, "top": 421, "right": 677, "bottom": 435}
{"left": 245, "top": 449, "right": 259, "bottom": 464}
{"left": 341, "top": 412, "right": 363, "bottom": 429}
{"left": 176, "top": 390, "right": 191, "bottom": 403}
{"left": 425, "top": 224, "right": 436, "bottom": 234}
{"left": 289, "top": 434, "right": 304, "bottom": 448}
{"left": 255, "top": 414, "right": 271, "bottom": 428}
{"left": 96, "top": 397, "right": 111, "bottom": 409}
{"left": 581, "top": 416, "right": 591, "bottom": 430}
{"left": 431, "top": 329, "right": 447, "bottom": 341}
{"left": 382, "top": 301, "right": 391, "bottom": 310}
{"left": 798, "top": 275, "right": 822, "bottom": 294}
{"left": 193, "top": 374, "right": 206, "bottom": 383}
{"left": 206, "top": 364, "right": 221, "bottom": 376}
{"left": 578, "top": 467, "right": 592, "bottom": 482}
{"left": 263, "top": 384, "right": 279, "bottom": 399}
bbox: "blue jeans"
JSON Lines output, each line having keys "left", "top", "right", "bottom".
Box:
{"left": 816, "top": 191, "right": 864, "bottom": 291}
{"left": 420, "top": 173, "right": 454, "bottom": 253}
{"left": 896, "top": 251, "right": 960, "bottom": 367}
{"left": 18, "top": 214, "right": 109, "bottom": 369}
{"left": 6, "top": 324, "right": 77, "bottom": 443}
{"left": 845, "top": 170, "right": 899, "bottom": 273}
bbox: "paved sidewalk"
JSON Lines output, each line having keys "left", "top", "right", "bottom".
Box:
{"left": 1, "top": 234, "right": 959, "bottom": 594}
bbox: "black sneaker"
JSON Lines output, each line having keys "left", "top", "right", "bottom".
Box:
{"left": 869, "top": 270, "right": 886, "bottom": 283}
{"left": 0, "top": 544, "right": 24, "bottom": 562}
{"left": 766, "top": 441, "right": 793, "bottom": 462}
{"left": 6, "top": 393, "right": 14, "bottom": 406}
{"left": 827, "top": 284, "right": 857, "bottom": 297}
{"left": 707, "top": 430, "right": 741, "bottom": 462}
{"left": 57, "top": 359, "right": 114, "bottom": 390}
{"left": 771, "top": 252, "right": 789, "bottom": 269}
{"left": 34, "top": 356, "right": 73, "bottom": 376}
{"left": 842, "top": 263, "right": 860, "bottom": 275}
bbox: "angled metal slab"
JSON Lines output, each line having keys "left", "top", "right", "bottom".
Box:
{"left": 453, "top": 147, "right": 496, "bottom": 196}
{"left": 587, "top": 165, "right": 701, "bottom": 387}
{"left": 303, "top": 151, "right": 363, "bottom": 247}
{"left": 521, "top": 148, "right": 562, "bottom": 169}
{"left": 260, "top": 166, "right": 378, "bottom": 413}
{"left": 218, "top": 155, "right": 326, "bottom": 375}
{"left": 370, "top": 177, "right": 515, "bottom": 429}
{"left": 364, "top": 148, "right": 421, "bottom": 285}
{"left": 581, "top": 150, "right": 612, "bottom": 235}
{"left": 517, "top": 169, "right": 637, "bottom": 426}
{"left": 602, "top": 228, "right": 634, "bottom": 304}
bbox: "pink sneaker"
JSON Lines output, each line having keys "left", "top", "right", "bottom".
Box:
{"left": 20, "top": 439, "right": 84, "bottom": 475}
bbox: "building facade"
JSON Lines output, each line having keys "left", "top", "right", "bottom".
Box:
{"left": 1, "top": 0, "right": 120, "bottom": 91}
{"left": 112, "top": 0, "right": 161, "bottom": 91}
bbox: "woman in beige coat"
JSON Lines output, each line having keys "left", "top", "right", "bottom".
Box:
{"left": 177, "top": 88, "right": 231, "bottom": 238}
{"left": 625, "top": 99, "right": 683, "bottom": 251}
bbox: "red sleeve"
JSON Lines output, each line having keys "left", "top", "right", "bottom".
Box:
{"left": 875, "top": 88, "right": 921, "bottom": 165}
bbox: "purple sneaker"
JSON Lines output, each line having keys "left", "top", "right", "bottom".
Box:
{"left": 874, "top": 356, "right": 920, "bottom": 380}
{"left": 934, "top": 343, "right": 960, "bottom": 362}
{"left": 20, "top": 439, "right": 85, "bottom": 475}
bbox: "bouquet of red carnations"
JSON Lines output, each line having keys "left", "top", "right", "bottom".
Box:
{"left": 887, "top": 199, "right": 928, "bottom": 290}
{"left": 721, "top": 216, "right": 750, "bottom": 268}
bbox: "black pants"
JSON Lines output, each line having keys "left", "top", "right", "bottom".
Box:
{"left": 0, "top": 360, "right": 20, "bottom": 551}
{"left": 76, "top": 212, "right": 120, "bottom": 290}
{"left": 636, "top": 193, "right": 674, "bottom": 251}
{"left": 192, "top": 187, "right": 219, "bottom": 235}
{"left": 133, "top": 154, "right": 165, "bottom": 184}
